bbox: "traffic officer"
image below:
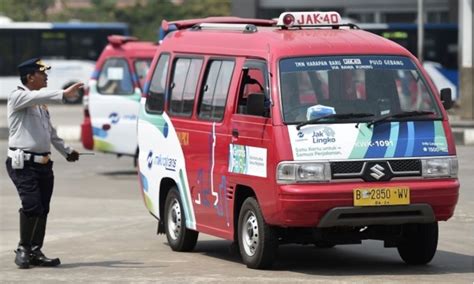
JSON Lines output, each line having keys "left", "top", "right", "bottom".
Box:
{"left": 5, "top": 58, "right": 83, "bottom": 269}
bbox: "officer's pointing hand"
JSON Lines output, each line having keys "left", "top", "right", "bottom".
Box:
{"left": 66, "top": 150, "right": 79, "bottom": 162}
{"left": 63, "top": 82, "right": 84, "bottom": 100}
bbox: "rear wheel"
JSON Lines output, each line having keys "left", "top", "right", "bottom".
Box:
{"left": 238, "top": 197, "right": 278, "bottom": 269}
{"left": 164, "top": 187, "right": 198, "bottom": 251}
{"left": 397, "top": 222, "right": 438, "bottom": 265}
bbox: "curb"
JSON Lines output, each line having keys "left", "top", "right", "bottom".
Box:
{"left": 0, "top": 125, "right": 80, "bottom": 142}
{"left": 452, "top": 128, "right": 474, "bottom": 146}
{"left": 0, "top": 127, "right": 7, "bottom": 141}
{"left": 56, "top": 125, "right": 81, "bottom": 142}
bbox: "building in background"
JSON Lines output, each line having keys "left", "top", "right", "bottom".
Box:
{"left": 232, "top": 0, "right": 457, "bottom": 23}
{"left": 459, "top": 0, "right": 473, "bottom": 119}
{"left": 232, "top": 0, "right": 469, "bottom": 110}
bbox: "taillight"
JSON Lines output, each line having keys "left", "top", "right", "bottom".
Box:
{"left": 83, "top": 85, "right": 90, "bottom": 97}
{"left": 83, "top": 86, "right": 90, "bottom": 118}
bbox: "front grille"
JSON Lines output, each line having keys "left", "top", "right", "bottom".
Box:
{"left": 331, "top": 161, "right": 364, "bottom": 175}
{"left": 389, "top": 159, "right": 421, "bottom": 172}
{"left": 331, "top": 159, "right": 421, "bottom": 180}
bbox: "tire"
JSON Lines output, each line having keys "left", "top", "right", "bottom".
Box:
{"left": 238, "top": 197, "right": 278, "bottom": 269}
{"left": 164, "top": 187, "right": 198, "bottom": 252}
{"left": 397, "top": 222, "right": 438, "bottom": 265}
{"left": 63, "top": 82, "right": 84, "bottom": 104}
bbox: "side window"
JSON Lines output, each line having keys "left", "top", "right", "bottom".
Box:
{"left": 169, "top": 58, "right": 203, "bottom": 117}
{"left": 198, "top": 60, "right": 235, "bottom": 121}
{"left": 146, "top": 54, "right": 170, "bottom": 114}
{"left": 97, "top": 58, "right": 134, "bottom": 95}
{"left": 237, "top": 62, "right": 269, "bottom": 117}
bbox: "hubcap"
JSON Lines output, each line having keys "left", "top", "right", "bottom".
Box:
{"left": 167, "top": 199, "right": 182, "bottom": 240}
{"left": 241, "top": 211, "right": 259, "bottom": 256}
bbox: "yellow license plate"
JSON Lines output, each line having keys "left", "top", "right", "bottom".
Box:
{"left": 353, "top": 187, "right": 410, "bottom": 206}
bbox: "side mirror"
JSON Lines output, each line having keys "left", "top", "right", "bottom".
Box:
{"left": 246, "top": 93, "right": 265, "bottom": 116}
{"left": 440, "top": 88, "right": 453, "bottom": 110}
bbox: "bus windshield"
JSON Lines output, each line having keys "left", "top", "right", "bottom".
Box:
{"left": 279, "top": 55, "right": 441, "bottom": 124}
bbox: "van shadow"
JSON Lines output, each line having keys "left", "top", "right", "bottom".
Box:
{"left": 99, "top": 170, "right": 138, "bottom": 176}
{"left": 193, "top": 240, "right": 474, "bottom": 276}
{"left": 59, "top": 260, "right": 160, "bottom": 269}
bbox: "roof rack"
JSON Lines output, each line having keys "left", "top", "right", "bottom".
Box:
{"left": 161, "top": 17, "right": 275, "bottom": 32}
{"left": 191, "top": 23, "right": 258, "bottom": 33}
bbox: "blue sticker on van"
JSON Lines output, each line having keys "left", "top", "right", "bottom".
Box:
{"left": 354, "top": 120, "right": 448, "bottom": 159}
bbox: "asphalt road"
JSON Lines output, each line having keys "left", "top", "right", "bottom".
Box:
{"left": 0, "top": 119, "right": 473, "bottom": 282}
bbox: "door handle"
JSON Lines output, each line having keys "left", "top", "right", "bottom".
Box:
{"left": 232, "top": 129, "right": 239, "bottom": 138}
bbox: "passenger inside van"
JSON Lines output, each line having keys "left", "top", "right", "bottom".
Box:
{"left": 281, "top": 72, "right": 309, "bottom": 122}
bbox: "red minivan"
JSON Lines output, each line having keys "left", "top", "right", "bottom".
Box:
{"left": 136, "top": 12, "right": 459, "bottom": 269}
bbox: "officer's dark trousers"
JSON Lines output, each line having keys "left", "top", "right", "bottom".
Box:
{"left": 5, "top": 158, "right": 54, "bottom": 217}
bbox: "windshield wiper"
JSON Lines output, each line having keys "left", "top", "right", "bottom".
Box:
{"left": 296, "top": 113, "right": 374, "bottom": 130}
{"left": 367, "top": 111, "right": 435, "bottom": 128}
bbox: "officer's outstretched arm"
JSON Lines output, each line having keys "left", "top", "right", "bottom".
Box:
{"left": 63, "top": 83, "right": 84, "bottom": 101}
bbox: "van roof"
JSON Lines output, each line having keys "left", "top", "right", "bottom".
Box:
{"left": 160, "top": 21, "right": 413, "bottom": 60}
{"left": 102, "top": 40, "right": 157, "bottom": 58}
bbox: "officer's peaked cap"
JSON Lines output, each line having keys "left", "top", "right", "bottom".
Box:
{"left": 18, "top": 58, "right": 51, "bottom": 77}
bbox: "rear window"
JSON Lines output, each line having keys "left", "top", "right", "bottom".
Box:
{"left": 146, "top": 54, "right": 170, "bottom": 114}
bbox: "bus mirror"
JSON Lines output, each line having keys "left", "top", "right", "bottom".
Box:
{"left": 440, "top": 88, "right": 453, "bottom": 110}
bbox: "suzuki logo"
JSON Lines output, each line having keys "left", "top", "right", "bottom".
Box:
{"left": 370, "top": 164, "right": 385, "bottom": 180}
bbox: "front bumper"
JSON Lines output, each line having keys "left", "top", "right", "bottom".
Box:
{"left": 269, "top": 179, "right": 459, "bottom": 227}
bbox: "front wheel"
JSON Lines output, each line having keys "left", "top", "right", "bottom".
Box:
{"left": 164, "top": 187, "right": 198, "bottom": 252}
{"left": 397, "top": 222, "right": 438, "bottom": 265}
{"left": 238, "top": 197, "right": 278, "bottom": 269}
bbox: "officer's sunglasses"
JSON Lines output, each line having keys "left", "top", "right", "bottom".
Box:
{"left": 34, "top": 70, "right": 49, "bottom": 76}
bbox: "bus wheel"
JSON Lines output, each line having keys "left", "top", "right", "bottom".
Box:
{"left": 238, "top": 197, "right": 277, "bottom": 269}
{"left": 63, "top": 82, "right": 84, "bottom": 104}
{"left": 397, "top": 222, "right": 438, "bottom": 265}
{"left": 164, "top": 187, "right": 198, "bottom": 252}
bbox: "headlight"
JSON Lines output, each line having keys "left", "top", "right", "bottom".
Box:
{"left": 277, "top": 162, "right": 331, "bottom": 183}
{"left": 421, "top": 157, "right": 458, "bottom": 178}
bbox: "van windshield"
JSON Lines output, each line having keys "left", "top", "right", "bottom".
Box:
{"left": 279, "top": 55, "right": 441, "bottom": 124}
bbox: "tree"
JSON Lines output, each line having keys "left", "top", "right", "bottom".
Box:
{"left": 0, "top": 0, "right": 55, "bottom": 21}
{"left": 0, "top": 0, "right": 231, "bottom": 41}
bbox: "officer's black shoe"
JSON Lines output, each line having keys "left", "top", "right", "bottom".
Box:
{"left": 30, "top": 248, "right": 60, "bottom": 267}
{"left": 14, "top": 246, "right": 31, "bottom": 269}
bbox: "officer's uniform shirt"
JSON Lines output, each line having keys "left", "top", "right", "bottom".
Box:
{"left": 7, "top": 85, "right": 73, "bottom": 157}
